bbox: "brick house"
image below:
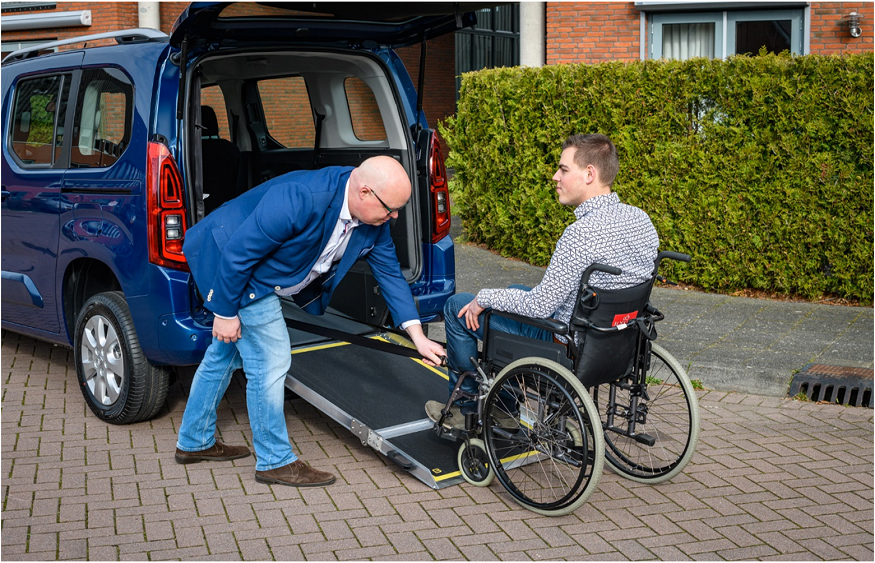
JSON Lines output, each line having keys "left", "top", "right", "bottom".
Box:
{"left": 2, "top": 2, "right": 872, "bottom": 140}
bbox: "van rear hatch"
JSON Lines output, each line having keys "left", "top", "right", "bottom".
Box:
{"left": 169, "top": 2, "right": 486, "bottom": 50}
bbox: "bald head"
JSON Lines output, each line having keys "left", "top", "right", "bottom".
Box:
{"left": 348, "top": 156, "right": 411, "bottom": 226}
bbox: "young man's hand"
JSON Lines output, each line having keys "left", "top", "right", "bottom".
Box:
{"left": 459, "top": 297, "right": 486, "bottom": 331}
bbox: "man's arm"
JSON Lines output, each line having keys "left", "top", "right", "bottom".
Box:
{"left": 476, "top": 228, "right": 584, "bottom": 319}
{"left": 365, "top": 225, "right": 446, "bottom": 364}
{"left": 207, "top": 184, "right": 313, "bottom": 318}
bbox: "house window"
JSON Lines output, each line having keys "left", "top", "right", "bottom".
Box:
{"left": 649, "top": 8, "right": 804, "bottom": 60}
{"left": 455, "top": 4, "right": 520, "bottom": 99}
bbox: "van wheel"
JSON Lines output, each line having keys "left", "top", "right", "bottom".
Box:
{"left": 74, "top": 291, "right": 170, "bottom": 424}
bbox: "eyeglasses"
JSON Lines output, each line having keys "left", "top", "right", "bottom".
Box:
{"left": 365, "top": 185, "right": 405, "bottom": 216}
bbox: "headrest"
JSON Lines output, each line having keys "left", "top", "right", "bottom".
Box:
{"left": 201, "top": 105, "right": 219, "bottom": 138}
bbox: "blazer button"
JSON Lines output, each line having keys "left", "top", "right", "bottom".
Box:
{"left": 249, "top": 293, "right": 255, "bottom": 299}
{"left": 275, "top": 286, "right": 281, "bottom": 290}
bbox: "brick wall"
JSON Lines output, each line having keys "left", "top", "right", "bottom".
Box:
{"left": 543, "top": 2, "right": 874, "bottom": 63}
{"left": 810, "top": 2, "right": 874, "bottom": 54}
{"left": 158, "top": 2, "right": 189, "bottom": 36}
{"left": 547, "top": 2, "right": 641, "bottom": 64}
{"left": 1, "top": 2, "right": 139, "bottom": 49}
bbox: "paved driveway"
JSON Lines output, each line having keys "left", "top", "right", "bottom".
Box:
{"left": 2, "top": 329, "right": 872, "bottom": 561}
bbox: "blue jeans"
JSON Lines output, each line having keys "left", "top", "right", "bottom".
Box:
{"left": 177, "top": 293, "right": 296, "bottom": 471}
{"left": 444, "top": 287, "right": 552, "bottom": 413}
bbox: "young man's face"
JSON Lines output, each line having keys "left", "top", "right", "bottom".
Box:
{"left": 552, "top": 147, "right": 592, "bottom": 207}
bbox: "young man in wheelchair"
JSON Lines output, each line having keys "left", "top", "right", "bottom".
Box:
{"left": 425, "top": 133, "right": 660, "bottom": 430}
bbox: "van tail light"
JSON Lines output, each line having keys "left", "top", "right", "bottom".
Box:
{"left": 147, "top": 141, "right": 189, "bottom": 271}
{"left": 428, "top": 132, "right": 451, "bottom": 243}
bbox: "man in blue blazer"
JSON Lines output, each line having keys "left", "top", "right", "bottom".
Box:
{"left": 175, "top": 156, "right": 446, "bottom": 487}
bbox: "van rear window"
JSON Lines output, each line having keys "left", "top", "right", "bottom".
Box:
{"left": 70, "top": 68, "right": 133, "bottom": 169}
{"left": 257, "top": 76, "right": 314, "bottom": 149}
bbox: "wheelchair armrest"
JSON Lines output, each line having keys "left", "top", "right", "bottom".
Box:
{"left": 490, "top": 310, "right": 569, "bottom": 334}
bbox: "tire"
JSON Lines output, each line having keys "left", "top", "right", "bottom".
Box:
{"left": 74, "top": 291, "right": 171, "bottom": 424}
{"left": 483, "top": 357, "right": 604, "bottom": 516}
{"left": 593, "top": 343, "right": 700, "bottom": 483}
{"left": 458, "top": 438, "right": 495, "bottom": 487}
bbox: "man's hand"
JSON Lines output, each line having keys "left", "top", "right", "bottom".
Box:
{"left": 213, "top": 315, "right": 242, "bottom": 343}
{"left": 405, "top": 324, "right": 446, "bottom": 367}
{"left": 459, "top": 297, "right": 486, "bottom": 331}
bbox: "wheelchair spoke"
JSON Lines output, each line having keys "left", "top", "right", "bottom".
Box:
{"left": 595, "top": 344, "right": 699, "bottom": 483}
{"left": 484, "top": 359, "right": 603, "bottom": 515}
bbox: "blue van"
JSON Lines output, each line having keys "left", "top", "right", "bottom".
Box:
{"left": 1, "top": 2, "right": 469, "bottom": 424}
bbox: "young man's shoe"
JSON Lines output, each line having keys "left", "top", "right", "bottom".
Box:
{"left": 255, "top": 460, "right": 336, "bottom": 487}
{"left": 175, "top": 441, "right": 251, "bottom": 464}
{"left": 425, "top": 400, "right": 466, "bottom": 430}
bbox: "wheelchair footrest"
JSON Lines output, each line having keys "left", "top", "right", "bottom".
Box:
{"left": 634, "top": 432, "right": 656, "bottom": 447}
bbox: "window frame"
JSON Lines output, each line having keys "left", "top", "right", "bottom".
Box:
{"left": 69, "top": 66, "right": 135, "bottom": 170}
{"left": 7, "top": 71, "right": 73, "bottom": 169}
{"left": 649, "top": 8, "right": 805, "bottom": 60}
{"left": 254, "top": 74, "right": 316, "bottom": 150}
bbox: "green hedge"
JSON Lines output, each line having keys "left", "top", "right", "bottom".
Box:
{"left": 440, "top": 52, "right": 874, "bottom": 303}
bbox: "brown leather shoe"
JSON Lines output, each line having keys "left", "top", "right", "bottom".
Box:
{"left": 175, "top": 441, "right": 251, "bottom": 464}
{"left": 255, "top": 460, "right": 336, "bottom": 487}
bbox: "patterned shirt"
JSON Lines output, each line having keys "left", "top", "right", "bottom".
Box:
{"left": 476, "top": 192, "right": 659, "bottom": 328}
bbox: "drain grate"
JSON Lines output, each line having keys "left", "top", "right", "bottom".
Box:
{"left": 788, "top": 364, "right": 873, "bottom": 408}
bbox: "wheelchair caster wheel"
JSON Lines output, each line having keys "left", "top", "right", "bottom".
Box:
{"left": 458, "top": 438, "right": 494, "bottom": 487}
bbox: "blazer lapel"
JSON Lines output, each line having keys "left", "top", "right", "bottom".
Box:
{"left": 314, "top": 178, "right": 347, "bottom": 255}
{"left": 328, "top": 226, "right": 369, "bottom": 292}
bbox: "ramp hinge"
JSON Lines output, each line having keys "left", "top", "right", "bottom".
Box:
{"left": 350, "top": 419, "right": 382, "bottom": 451}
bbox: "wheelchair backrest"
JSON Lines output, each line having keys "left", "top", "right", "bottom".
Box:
{"left": 570, "top": 279, "right": 653, "bottom": 387}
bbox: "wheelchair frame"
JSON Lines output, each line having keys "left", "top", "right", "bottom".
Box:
{"left": 432, "top": 251, "right": 700, "bottom": 516}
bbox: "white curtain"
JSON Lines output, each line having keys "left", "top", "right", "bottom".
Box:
{"left": 662, "top": 23, "right": 715, "bottom": 60}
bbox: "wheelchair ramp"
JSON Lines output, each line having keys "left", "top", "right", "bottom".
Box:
{"left": 285, "top": 338, "right": 464, "bottom": 489}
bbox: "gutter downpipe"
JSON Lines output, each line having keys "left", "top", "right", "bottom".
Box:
{"left": 138, "top": 2, "right": 161, "bottom": 31}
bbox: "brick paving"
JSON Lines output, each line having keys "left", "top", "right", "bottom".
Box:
{"left": 2, "top": 329, "right": 873, "bottom": 561}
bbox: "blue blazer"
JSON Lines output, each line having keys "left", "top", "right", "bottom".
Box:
{"left": 183, "top": 166, "right": 419, "bottom": 326}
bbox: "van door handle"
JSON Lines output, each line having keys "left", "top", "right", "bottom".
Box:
{"left": 1, "top": 189, "right": 9, "bottom": 202}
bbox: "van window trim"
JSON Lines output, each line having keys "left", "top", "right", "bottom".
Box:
{"left": 7, "top": 70, "right": 75, "bottom": 170}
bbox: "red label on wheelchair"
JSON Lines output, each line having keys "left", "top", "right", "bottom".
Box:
{"left": 612, "top": 311, "right": 638, "bottom": 327}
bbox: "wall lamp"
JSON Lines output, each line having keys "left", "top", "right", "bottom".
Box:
{"left": 844, "top": 12, "right": 863, "bottom": 38}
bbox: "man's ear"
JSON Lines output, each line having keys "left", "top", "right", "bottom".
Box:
{"left": 357, "top": 184, "right": 370, "bottom": 200}
{"left": 585, "top": 165, "right": 597, "bottom": 184}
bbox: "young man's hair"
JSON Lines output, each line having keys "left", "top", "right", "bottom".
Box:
{"left": 562, "top": 134, "right": 619, "bottom": 187}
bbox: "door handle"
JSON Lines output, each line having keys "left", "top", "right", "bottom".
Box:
{"left": 1, "top": 189, "right": 9, "bottom": 202}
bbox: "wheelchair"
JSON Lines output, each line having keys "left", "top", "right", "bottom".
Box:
{"left": 432, "top": 251, "right": 700, "bottom": 516}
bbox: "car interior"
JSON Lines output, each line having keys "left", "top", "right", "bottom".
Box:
{"left": 186, "top": 50, "right": 425, "bottom": 323}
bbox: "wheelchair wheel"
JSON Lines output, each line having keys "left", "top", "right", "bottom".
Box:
{"left": 482, "top": 357, "right": 604, "bottom": 516}
{"left": 458, "top": 438, "right": 495, "bottom": 487}
{"left": 593, "top": 343, "right": 700, "bottom": 483}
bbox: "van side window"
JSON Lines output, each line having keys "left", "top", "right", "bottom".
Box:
{"left": 344, "top": 77, "right": 387, "bottom": 142}
{"left": 71, "top": 68, "right": 133, "bottom": 168}
{"left": 10, "top": 74, "right": 70, "bottom": 167}
{"left": 201, "top": 85, "right": 230, "bottom": 139}
{"left": 256, "top": 76, "right": 314, "bottom": 148}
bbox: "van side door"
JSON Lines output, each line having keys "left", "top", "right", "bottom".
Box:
{"left": 1, "top": 54, "right": 82, "bottom": 333}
